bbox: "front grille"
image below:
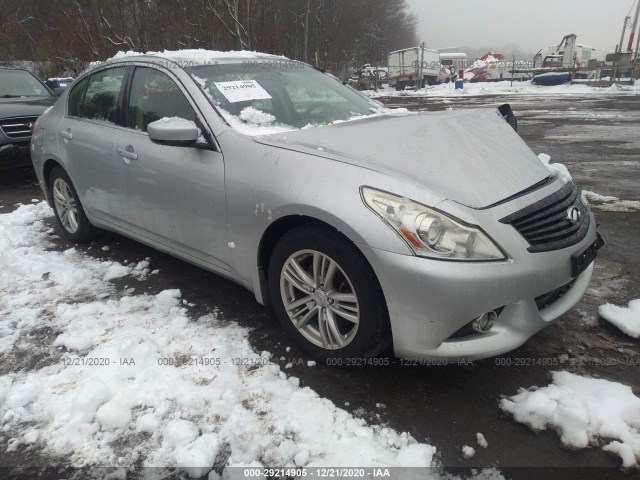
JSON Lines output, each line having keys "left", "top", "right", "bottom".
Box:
{"left": 500, "top": 182, "right": 590, "bottom": 252}
{"left": 0, "top": 116, "right": 38, "bottom": 139}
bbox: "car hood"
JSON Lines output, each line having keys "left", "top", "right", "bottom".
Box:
{"left": 0, "top": 97, "right": 57, "bottom": 118}
{"left": 253, "top": 108, "right": 551, "bottom": 209}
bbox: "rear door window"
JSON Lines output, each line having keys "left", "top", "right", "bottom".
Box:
{"left": 126, "top": 67, "right": 196, "bottom": 132}
{"left": 79, "top": 67, "right": 127, "bottom": 123}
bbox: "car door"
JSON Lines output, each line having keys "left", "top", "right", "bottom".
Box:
{"left": 115, "top": 65, "right": 230, "bottom": 271}
{"left": 57, "top": 66, "right": 128, "bottom": 225}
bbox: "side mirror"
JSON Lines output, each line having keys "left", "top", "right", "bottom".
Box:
{"left": 148, "top": 118, "right": 200, "bottom": 147}
{"left": 53, "top": 87, "right": 64, "bottom": 96}
{"left": 498, "top": 104, "right": 518, "bottom": 133}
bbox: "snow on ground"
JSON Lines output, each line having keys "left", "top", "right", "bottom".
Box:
{"left": 365, "top": 81, "right": 640, "bottom": 99}
{"left": 599, "top": 299, "right": 640, "bottom": 339}
{"left": 582, "top": 191, "right": 640, "bottom": 213}
{"left": 500, "top": 371, "right": 640, "bottom": 468}
{"left": 462, "top": 446, "right": 475, "bottom": 459}
{"left": 476, "top": 433, "right": 488, "bottom": 449}
{"left": 0, "top": 203, "right": 444, "bottom": 477}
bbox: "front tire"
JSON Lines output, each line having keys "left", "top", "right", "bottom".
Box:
{"left": 48, "top": 166, "right": 101, "bottom": 243}
{"left": 268, "top": 227, "right": 390, "bottom": 362}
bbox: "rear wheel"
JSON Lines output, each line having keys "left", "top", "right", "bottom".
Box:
{"left": 49, "top": 166, "right": 102, "bottom": 243}
{"left": 268, "top": 227, "right": 389, "bottom": 362}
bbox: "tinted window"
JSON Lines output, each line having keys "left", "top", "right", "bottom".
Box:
{"left": 81, "top": 67, "right": 127, "bottom": 123}
{"left": 127, "top": 68, "right": 196, "bottom": 132}
{"left": 67, "top": 77, "right": 88, "bottom": 117}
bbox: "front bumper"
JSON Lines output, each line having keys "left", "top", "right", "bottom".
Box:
{"left": 0, "top": 142, "right": 32, "bottom": 170}
{"left": 358, "top": 217, "right": 598, "bottom": 361}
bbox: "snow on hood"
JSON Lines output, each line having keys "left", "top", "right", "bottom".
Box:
{"left": 254, "top": 108, "right": 551, "bottom": 209}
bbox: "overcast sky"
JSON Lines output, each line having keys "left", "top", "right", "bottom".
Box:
{"left": 406, "top": 0, "right": 637, "bottom": 56}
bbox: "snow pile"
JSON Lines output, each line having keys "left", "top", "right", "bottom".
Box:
{"left": 537, "top": 153, "right": 572, "bottom": 182}
{"left": 239, "top": 106, "right": 276, "bottom": 125}
{"left": 0, "top": 203, "right": 439, "bottom": 476}
{"left": 462, "top": 446, "right": 475, "bottom": 459}
{"left": 476, "top": 433, "right": 488, "bottom": 449}
{"left": 582, "top": 190, "right": 640, "bottom": 213}
{"left": 501, "top": 371, "right": 640, "bottom": 468}
{"left": 365, "top": 80, "right": 640, "bottom": 99}
{"left": 599, "top": 299, "right": 640, "bottom": 339}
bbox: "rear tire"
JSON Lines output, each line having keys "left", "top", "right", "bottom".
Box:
{"left": 48, "top": 166, "right": 102, "bottom": 243}
{"left": 268, "top": 227, "right": 390, "bottom": 362}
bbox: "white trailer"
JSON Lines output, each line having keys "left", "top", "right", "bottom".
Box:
{"left": 388, "top": 46, "right": 441, "bottom": 90}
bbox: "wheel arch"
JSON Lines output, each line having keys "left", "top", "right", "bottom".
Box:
{"left": 259, "top": 214, "right": 393, "bottom": 357}
{"left": 255, "top": 214, "right": 388, "bottom": 317}
{"left": 42, "top": 158, "right": 65, "bottom": 206}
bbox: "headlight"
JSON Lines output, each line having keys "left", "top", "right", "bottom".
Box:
{"left": 361, "top": 187, "right": 506, "bottom": 261}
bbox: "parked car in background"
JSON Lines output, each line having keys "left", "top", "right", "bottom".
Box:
{"left": 45, "top": 77, "right": 75, "bottom": 96}
{"left": 350, "top": 65, "right": 388, "bottom": 90}
{"left": 0, "top": 63, "right": 57, "bottom": 172}
{"left": 31, "top": 50, "right": 602, "bottom": 362}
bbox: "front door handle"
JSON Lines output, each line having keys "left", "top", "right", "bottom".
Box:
{"left": 60, "top": 129, "right": 73, "bottom": 140}
{"left": 118, "top": 146, "right": 138, "bottom": 161}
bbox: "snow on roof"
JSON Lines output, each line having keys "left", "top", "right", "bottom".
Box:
{"left": 109, "top": 48, "right": 286, "bottom": 66}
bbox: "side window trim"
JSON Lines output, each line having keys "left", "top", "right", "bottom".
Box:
{"left": 119, "top": 65, "right": 135, "bottom": 128}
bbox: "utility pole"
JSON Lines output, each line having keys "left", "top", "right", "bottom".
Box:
{"left": 303, "top": 0, "right": 310, "bottom": 63}
{"left": 417, "top": 42, "right": 425, "bottom": 89}
{"left": 613, "top": 16, "right": 630, "bottom": 82}
{"left": 633, "top": 19, "right": 640, "bottom": 80}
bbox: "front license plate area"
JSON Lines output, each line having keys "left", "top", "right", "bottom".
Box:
{"left": 571, "top": 232, "right": 605, "bottom": 277}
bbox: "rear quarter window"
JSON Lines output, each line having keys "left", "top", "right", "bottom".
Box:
{"left": 67, "top": 77, "right": 88, "bottom": 117}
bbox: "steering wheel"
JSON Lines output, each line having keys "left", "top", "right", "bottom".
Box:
{"left": 304, "top": 102, "right": 330, "bottom": 116}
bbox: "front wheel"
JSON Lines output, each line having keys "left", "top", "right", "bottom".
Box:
{"left": 48, "top": 166, "right": 102, "bottom": 243}
{"left": 268, "top": 227, "right": 390, "bottom": 362}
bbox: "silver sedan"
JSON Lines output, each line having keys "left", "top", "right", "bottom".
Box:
{"left": 30, "top": 50, "right": 603, "bottom": 362}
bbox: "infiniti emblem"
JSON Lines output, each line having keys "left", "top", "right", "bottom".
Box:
{"left": 566, "top": 206, "right": 581, "bottom": 224}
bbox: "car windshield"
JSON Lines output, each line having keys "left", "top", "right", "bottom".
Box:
{"left": 185, "top": 62, "right": 385, "bottom": 135}
{"left": 0, "top": 70, "right": 51, "bottom": 97}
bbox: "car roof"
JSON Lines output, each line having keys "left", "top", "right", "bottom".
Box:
{"left": 0, "top": 62, "right": 29, "bottom": 71}
{"left": 102, "top": 49, "right": 288, "bottom": 68}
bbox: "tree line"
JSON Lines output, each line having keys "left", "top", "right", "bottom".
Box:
{"left": 1, "top": 0, "right": 418, "bottom": 78}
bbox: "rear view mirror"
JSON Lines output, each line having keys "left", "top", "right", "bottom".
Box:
{"left": 148, "top": 118, "right": 199, "bottom": 147}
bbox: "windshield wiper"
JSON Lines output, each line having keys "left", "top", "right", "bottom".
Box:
{"left": 1, "top": 94, "right": 24, "bottom": 98}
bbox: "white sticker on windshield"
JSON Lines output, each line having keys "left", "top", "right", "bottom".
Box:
{"left": 213, "top": 80, "right": 272, "bottom": 103}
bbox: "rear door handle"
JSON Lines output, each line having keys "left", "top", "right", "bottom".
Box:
{"left": 60, "top": 129, "right": 73, "bottom": 140}
{"left": 118, "top": 147, "right": 138, "bottom": 161}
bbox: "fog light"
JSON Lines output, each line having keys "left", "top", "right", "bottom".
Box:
{"left": 472, "top": 311, "right": 497, "bottom": 333}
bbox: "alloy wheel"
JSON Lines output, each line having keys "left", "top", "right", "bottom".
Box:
{"left": 280, "top": 249, "right": 360, "bottom": 350}
{"left": 52, "top": 178, "right": 79, "bottom": 234}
